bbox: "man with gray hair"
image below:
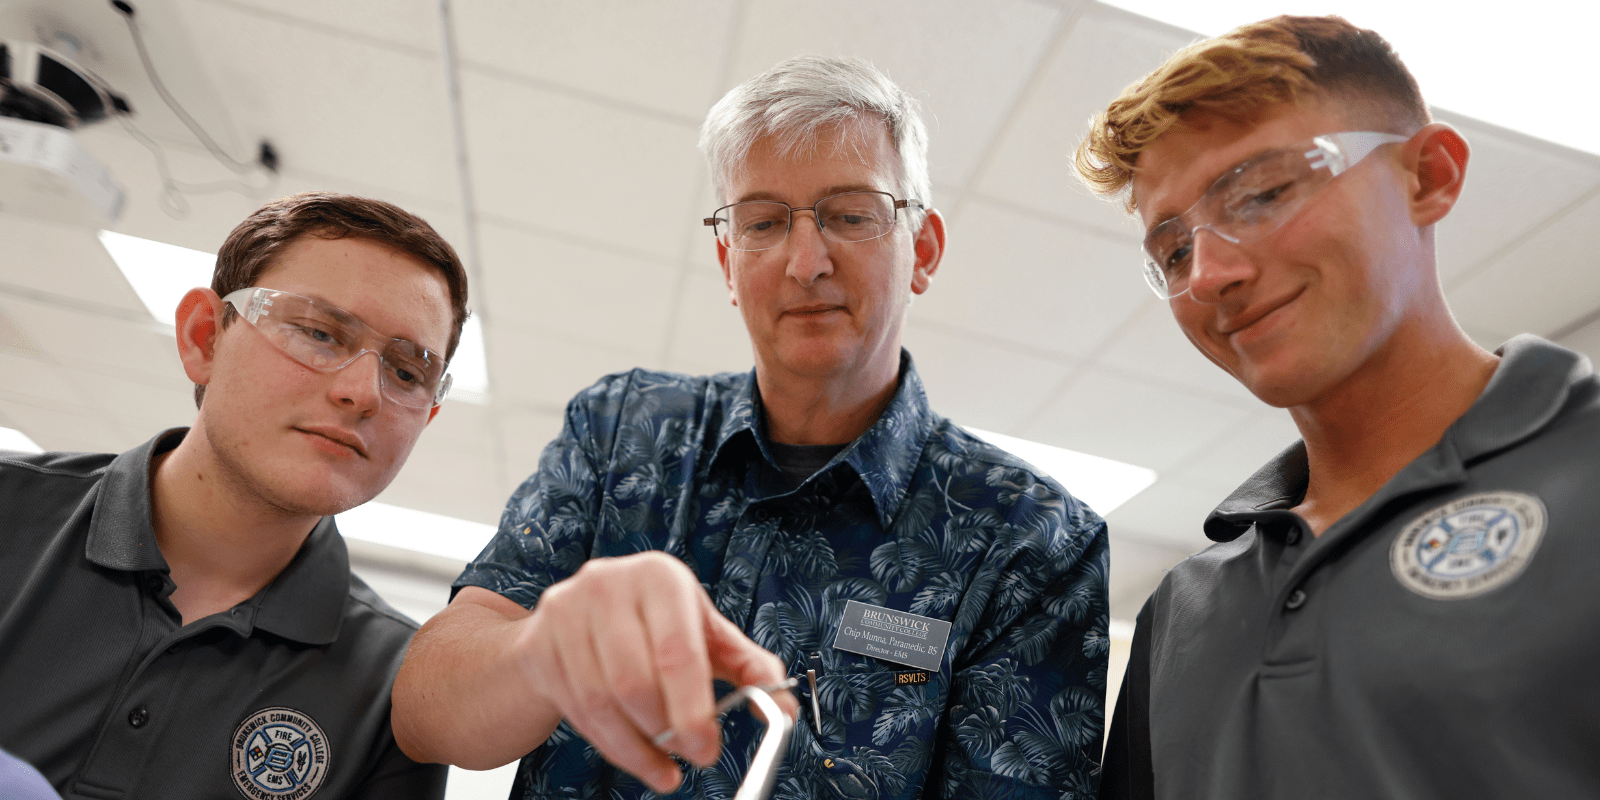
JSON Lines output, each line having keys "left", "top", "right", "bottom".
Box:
{"left": 393, "top": 55, "right": 1109, "bottom": 800}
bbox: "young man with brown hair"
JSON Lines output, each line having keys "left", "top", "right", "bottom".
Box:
{"left": 1076, "top": 15, "right": 1600, "bottom": 799}
{"left": 0, "top": 192, "right": 466, "bottom": 799}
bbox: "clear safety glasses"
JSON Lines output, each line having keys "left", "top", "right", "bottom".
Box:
{"left": 1140, "top": 130, "right": 1409, "bottom": 299}
{"left": 705, "top": 191, "right": 923, "bottom": 252}
{"left": 222, "top": 287, "right": 452, "bottom": 408}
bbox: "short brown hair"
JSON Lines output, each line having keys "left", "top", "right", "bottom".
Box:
{"left": 196, "top": 191, "right": 470, "bottom": 406}
{"left": 1074, "top": 15, "right": 1429, "bottom": 209}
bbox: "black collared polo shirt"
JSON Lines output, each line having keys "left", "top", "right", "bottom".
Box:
{"left": 0, "top": 429, "right": 445, "bottom": 800}
{"left": 1102, "top": 336, "right": 1600, "bottom": 799}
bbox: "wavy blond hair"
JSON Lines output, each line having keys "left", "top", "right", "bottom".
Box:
{"left": 1074, "top": 15, "right": 1427, "bottom": 210}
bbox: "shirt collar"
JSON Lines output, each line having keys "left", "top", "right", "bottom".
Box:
{"left": 85, "top": 427, "right": 349, "bottom": 645}
{"left": 712, "top": 350, "right": 939, "bottom": 529}
{"left": 1203, "top": 335, "right": 1592, "bottom": 542}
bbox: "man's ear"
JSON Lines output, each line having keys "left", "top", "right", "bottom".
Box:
{"left": 1404, "top": 122, "right": 1469, "bottom": 227}
{"left": 175, "top": 287, "right": 225, "bottom": 386}
{"left": 716, "top": 239, "right": 737, "bottom": 306}
{"left": 909, "top": 209, "right": 946, "bottom": 295}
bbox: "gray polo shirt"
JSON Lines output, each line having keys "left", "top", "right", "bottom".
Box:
{"left": 1101, "top": 335, "right": 1600, "bottom": 799}
{"left": 0, "top": 429, "right": 446, "bottom": 800}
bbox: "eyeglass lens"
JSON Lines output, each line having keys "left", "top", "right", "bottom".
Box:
{"left": 226, "top": 289, "right": 450, "bottom": 408}
{"left": 712, "top": 191, "right": 902, "bottom": 252}
{"left": 1140, "top": 132, "right": 1404, "bottom": 299}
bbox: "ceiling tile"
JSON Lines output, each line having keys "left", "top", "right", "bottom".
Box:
{"left": 196, "top": 0, "right": 443, "bottom": 54}
{"left": 476, "top": 222, "right": 678, "bottom": 353}
{"left": 1166, "top": 410, "right": 1299, "bottom": 497}
{"left": 59, "top": 365, "right": 197, "bottom": 432}
{"left": 0, "top": 215, "right": 148, "bottom": 314}
{"left": 734, "top": 0, "right": 1065, "bottom": 193}
{"left": 1446, "top": 188, "right": 1600, "bottom": 341}
{"left": 901, "top": 322, "right": 1075, "bottom": 434}
{"left": 1105, "top": 476, "right": 1226, "bottom": 550}
{"left": 0, "top": 351, "right": 94, "bottom": 408}
{"left": 974, "top": 4, "right": 1195, "bottom": 234}
{"left": 488, "top": 326, "right": 657, "bottom": 410}
{"left": 178, "top": 1, "right": 461, "bottom": 201}
{"left": 665, "top": 272, "right": 756, "bottom": 375}
{"left": 1019, "top": 366, "right": 1254, "bottom": 472}
{"left": 0, "top": 397, "right": 133, "bottom": 453}
{"left": 0, "top": 297, "right": 177, "bottom": 377}
{"left": 1435, "top": 112, "right": 1600, "bottom": 286}
{"left": 379, "top": 438, "right": 503, "bottom": 525}
{"left": 1096, "top": 301, "right": 1258, "bottom": 404}
{"left": 460, "top": 69, "right": 703, "bottom": 262}
{"left": 915, "top": 198, "right": 1148, "bottom": 357}
{"left": 454, "top": 0, "right": 735, "bottom": 119}
{"left": 1556, "top": 315, "right": 1600, "bottom": 366}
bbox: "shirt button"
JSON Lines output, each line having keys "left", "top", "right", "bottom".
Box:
{"left": 128, "top": 706, "right": 149, "bottom": 728}
{"left": 753, "top": 508, "right": 770, "bottom": 522}
{"left": 1285, "top": 589, "right": 1308, "bottom": 611}
{"left": 1285, "top": 529, "right": 1302, "bottom": 546}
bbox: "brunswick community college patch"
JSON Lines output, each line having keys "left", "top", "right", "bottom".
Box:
{"left": 231, "top": 707, "right": 330, "bottom": 799}
{"left": 1390, "top": 491, "right": 1547, "bottom": 600}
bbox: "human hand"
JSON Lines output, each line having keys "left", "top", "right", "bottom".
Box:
{"left": 516, "top": 551, "right": 796, "bottom": 793}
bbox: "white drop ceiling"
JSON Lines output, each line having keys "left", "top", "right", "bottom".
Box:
{"left": 4, "top": 0, "right": 1599, "bottom": 625}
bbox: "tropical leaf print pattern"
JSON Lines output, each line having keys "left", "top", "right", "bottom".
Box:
{"left": 456, "top": 354, "right": 1109, "bottom": 799}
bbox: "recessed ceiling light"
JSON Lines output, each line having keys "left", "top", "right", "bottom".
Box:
{"left": 967, "top": 427, "right": 1156, "bottom": 515}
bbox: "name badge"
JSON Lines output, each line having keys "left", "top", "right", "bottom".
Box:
{"left": 830, "top": 600, "right": 951, "bottom": 672}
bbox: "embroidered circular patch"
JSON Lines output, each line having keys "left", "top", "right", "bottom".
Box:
{"left": 231, "top": 707, "right": 330, "bottom": 799}
{"left": 1390, "top": 491, "right": 1546, "bottom": 600}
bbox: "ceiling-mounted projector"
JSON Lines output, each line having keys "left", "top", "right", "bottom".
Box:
{"left": 0, "top": 38, "right": 127, "bottom": 224}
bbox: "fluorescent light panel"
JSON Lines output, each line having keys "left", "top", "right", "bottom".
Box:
{"left": 967, "top": 427, "right": 1156, "bottom": 515}
{"left": 0, "top": 426, "right": 43, "bottom": 453}
{"left": 99, "top": 230, "right": 490, "bottom": 401}
{"left": 1099, "top": 0, "right": 1600, "bottom": 156}
{"left": 336, "top": 500, "right": 496, "bottom": 563}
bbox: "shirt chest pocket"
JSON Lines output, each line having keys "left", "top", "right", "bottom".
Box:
{"left": 789, "top": 659, "right": 950, "bottom": 793}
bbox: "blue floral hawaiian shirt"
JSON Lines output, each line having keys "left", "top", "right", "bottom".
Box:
{"left": 457, "top": 352, "right": 1109, "bottom": 800}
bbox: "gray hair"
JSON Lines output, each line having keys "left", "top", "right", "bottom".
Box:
{"left": 699, "top": 55, "right": 932, "bottom": 214}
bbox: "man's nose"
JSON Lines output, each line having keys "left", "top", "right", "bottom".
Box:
{"left": 329, "top": 349, "right": 385, "bottom": 415}
{"left": 784, "top": 210, "right": 834, "bottom": 287}
{"left": 1184, "top": 225, "right": 1256, "bottom": 302}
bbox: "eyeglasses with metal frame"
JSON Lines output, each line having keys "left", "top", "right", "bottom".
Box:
{"left": 1140, "top": 130, "right": 1409, "bottom": 299}
{"left": 222, "top": 287, "right": 453, "bottom": 408}
{"left": 705, "top": 190, "right": 923, "bottom": 252}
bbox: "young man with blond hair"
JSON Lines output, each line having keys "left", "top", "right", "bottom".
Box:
{"left": 1076, "top": 15, "right": 1600, "bottom": 799}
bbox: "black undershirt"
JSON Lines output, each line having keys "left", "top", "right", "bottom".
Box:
{"left": 768, "top": 441, "right": 847, "bottom": 489}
